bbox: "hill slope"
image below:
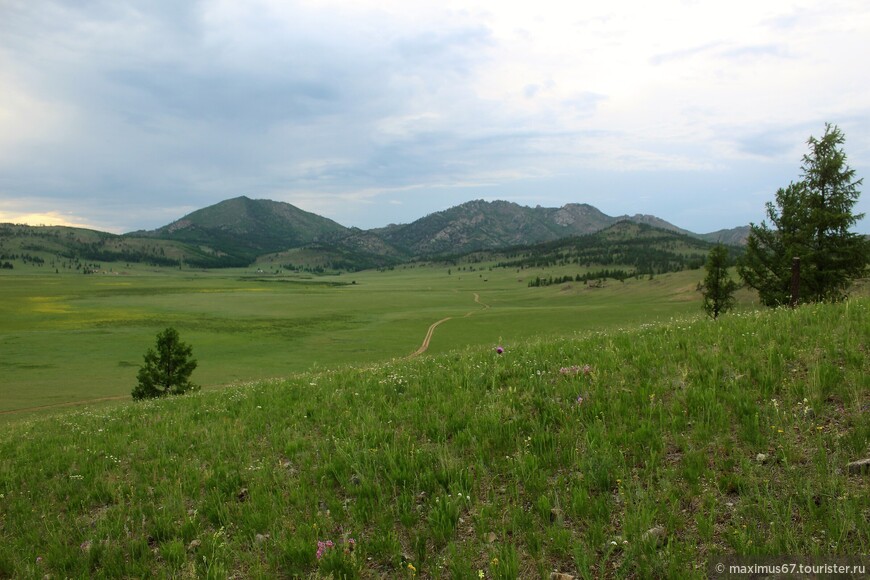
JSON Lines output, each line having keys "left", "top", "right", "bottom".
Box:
{"left": 0, "top": 300, "right": 866, "bottom": 577}
{"left": 0, "top": 223, "right": 211, "bottom": 268}
{"left": 698, "top": 226, "right": 751, "bottom": 246}
{"left": 260, "top": 228, "right": 409, "bottom": 271}
{"left": 491, "top": 221, "right": 724, "bottom": 275}
{"left": 138, "top": 196, "right": 352, "bottom": 265}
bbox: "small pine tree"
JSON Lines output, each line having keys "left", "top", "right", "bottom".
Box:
{"left": 132, "top": 327, "right": 199, "bottom": 400}
{"left": 702, "top": 244, "right": 739, "bottom": 319}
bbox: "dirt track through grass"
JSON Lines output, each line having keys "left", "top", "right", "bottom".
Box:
{"left": 409, "top": 293, "right": 490, "bottom": 357}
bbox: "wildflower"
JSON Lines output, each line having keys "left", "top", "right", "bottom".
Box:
{"left": 576, "top": 394, "right": 584, "bottom": 405}
{"left": 316, "top": 540, "right": 335, "bottom": 560}
{"left": 408, "top": 562, "right": 417, "bottom": 574}
{"left": 36, "top": 556, "right": 43, "bottom": 564}
{"left": 479, "top": 570, "right": 485, "bottom": 578}
{"left": 495, "top": 346, "right": 504, "bottom": 355}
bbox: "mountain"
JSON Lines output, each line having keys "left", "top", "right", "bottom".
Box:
{"left": 135, "top": 196, "right": 351, "bottom": 265}
{"left": 372, "top": 199, "right": 696, "bottom": 257}
{"left": 2, "top": 197, "right": 752, "bottom": 270}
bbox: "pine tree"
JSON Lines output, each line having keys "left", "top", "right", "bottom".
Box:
{"left": 702, "top": 244, "right": 739, "bottom": 319}
{"left": 132, "top": 328, "right": 199, "bottom": 400}
{"left": 739, "top": 124, "right": 869, "bottom": 306}
{"left": 739, "top": 182, "right": 810, "bottom": 306}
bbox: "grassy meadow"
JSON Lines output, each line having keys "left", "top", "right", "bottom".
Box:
{"left": 1, "top": 261, "right": 730, "bottom": 416}
{"left": 0, "top": 298, "right": 867, "bottom": 578}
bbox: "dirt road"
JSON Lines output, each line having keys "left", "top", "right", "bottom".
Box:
{"left": 409, "top": 293, "right": 489, "bottom": 357}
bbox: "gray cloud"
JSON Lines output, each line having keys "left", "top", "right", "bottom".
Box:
{"left": 0, "top": 0, "right": 867, "bottom": 235}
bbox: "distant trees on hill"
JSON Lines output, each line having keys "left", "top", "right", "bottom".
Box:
{"left": 497, "top": 227, "right": 712, "bottom": 277}
{"left": 528, "top": 269, "right": 637, "bottom": 287}
{"left": 1, "top": 252, "right": 44, "bottom": 265}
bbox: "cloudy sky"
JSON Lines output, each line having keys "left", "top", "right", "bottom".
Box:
{"left": 1, "top": 0, "right": 868, "bottom": 234}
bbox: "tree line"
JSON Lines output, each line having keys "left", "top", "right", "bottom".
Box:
{"left": 496, "top": 227, "right": 711, "bottom": 276}
{"left": 528, "top": 269, "right": 638, "bottom": 287}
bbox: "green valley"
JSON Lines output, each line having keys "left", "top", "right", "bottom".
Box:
{"left": 1, "top": 259, "right": 732, "bottom": 416}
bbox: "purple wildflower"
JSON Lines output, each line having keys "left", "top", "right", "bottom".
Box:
{"left": 495, "top": 346, "right": 504, "bottom": 355}
{"left": 576, "top": 395, "right": 584, "bottom": 406}
{"left": 316, "top": 540, "right": 335, "bottom": 560}
{"left": 560, "top": 364, "right": 593, "bottom": 377}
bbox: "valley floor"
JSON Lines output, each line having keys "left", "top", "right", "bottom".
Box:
{"left": 1, "top": 264, "right": 734, "bottom": 417}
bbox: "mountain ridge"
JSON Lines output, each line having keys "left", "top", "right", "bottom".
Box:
{"left": 370, "top": 198, "right": 737, "bottom": 258}
{"left": 2, "top": 196, "right": 750, "bottom": 269}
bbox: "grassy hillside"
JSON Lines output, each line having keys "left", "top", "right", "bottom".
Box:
{"left": 1, "top": 300, "right": 867, "bottom": 578}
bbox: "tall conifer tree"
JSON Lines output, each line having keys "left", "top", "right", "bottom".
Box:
{"left": 739, "top": 124, "right": 868, "bottom": 306}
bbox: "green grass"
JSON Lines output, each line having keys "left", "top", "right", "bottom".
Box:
{"left": 0, "top": 299, "right": 867, "bottom": 578}
{"left": 1, "top": 262, "right": 733, "bottom": 415}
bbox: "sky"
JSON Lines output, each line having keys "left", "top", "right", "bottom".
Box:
{"left": 1, "top": 0, "right": 868, "bottom": 235}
